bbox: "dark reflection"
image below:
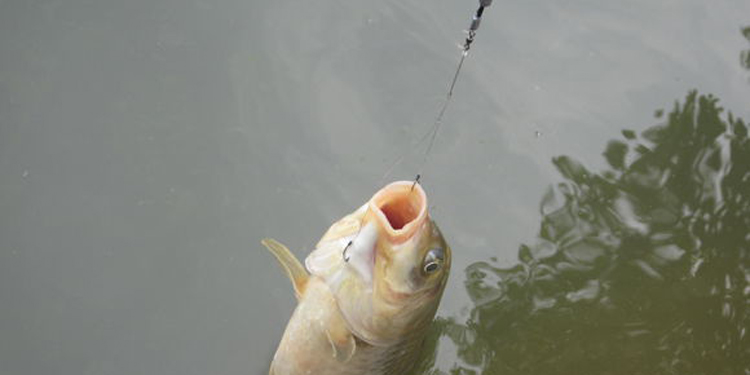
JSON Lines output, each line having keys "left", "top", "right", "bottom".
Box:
{"left": 742, "top": 26, "right": 750, "bottom": 71}
{"left": 419, "top": 91, "right": 749, "bottom": 375}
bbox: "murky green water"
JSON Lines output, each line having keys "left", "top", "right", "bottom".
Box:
{"left": 1, "top": 0, "right": 749, "bottom": 374}
{"left": 413, "top": 90, "right": 750, "bottom": 374}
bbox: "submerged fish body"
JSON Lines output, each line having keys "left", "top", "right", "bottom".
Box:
{"left": 263, "top": 181, "right": 451, "bottom": 375}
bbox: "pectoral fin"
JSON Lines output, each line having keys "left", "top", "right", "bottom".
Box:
{"left": 261, "top": 238, "right": 309, "bottom": 300}
{"left": 325, "top": 318, "right": 357, "bottom": 362}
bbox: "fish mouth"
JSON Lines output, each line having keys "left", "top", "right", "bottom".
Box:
{"left": 368, "top": 181, "right": 428, "bottom": 244}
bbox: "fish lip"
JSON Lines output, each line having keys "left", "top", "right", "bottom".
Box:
{"left": 367, "top": 181, "right": 428, "bottom": 244}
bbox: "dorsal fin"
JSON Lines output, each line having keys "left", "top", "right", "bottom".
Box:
{"left": 261, "top": 238, "right": 309, "bottom": 300}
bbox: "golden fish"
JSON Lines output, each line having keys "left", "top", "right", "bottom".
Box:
{"left": 262, "top": 181, "right": 451, "bottom": 375}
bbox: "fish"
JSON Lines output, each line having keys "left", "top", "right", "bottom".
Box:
{"left": 262, "top": 181, "right": 451, "bottom": 375}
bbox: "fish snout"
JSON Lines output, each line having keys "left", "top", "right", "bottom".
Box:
{"left": 368, "top": 181, "right": 429, "bottom": 244}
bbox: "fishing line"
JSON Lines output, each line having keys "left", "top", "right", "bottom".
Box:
{"left": 380, "top": 0, "right": 494, "bottom": 187}
{"left": 346, "top": 0, "right": 494, "bottom": 259}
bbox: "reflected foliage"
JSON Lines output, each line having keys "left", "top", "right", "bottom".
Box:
{"left": 435, "top": 91, "right": 750, "bottom": 375}
{"left": 742, "top": 26, "right": 750, "bottom": 71}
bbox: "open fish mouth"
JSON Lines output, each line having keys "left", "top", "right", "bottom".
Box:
{"left": 368, "top": 181, "right": 428, "bottom": 244}
{"left": 340, "top": 181, "right": 429, "bottom": 286}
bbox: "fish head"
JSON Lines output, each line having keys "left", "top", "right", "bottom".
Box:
{"left": 306, "top": 181, "right": 451, "bottom": 346}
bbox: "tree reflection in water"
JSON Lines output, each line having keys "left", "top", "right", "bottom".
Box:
{"left": 419, "top": 91, "right": 749, "bottom": 375}
{"left": 742, "top": 26, "right": 750, "bottom": 71}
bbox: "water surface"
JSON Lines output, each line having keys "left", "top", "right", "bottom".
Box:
{"left": 1, "top": 0, "right": 748, "bottom": 374}
{"left": 419, "top": 91, "right": 750, "bottom": 374}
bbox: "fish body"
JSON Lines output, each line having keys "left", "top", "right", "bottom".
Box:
{"left": 263, "top": 181, "right": 451, "bottom": 375}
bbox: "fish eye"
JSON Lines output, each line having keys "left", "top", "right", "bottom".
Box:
{"left": 423, "top": 248, "right": 444, "bottom": 274}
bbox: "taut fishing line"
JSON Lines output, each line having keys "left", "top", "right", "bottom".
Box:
{"left": 347, "top": 0, "right": 494, "bottom": 249}
{"left": 380, "top": 0, "right": 494, "bottom": 187}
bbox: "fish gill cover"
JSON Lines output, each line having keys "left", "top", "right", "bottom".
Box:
{"left": 412, "top": 90, "right": 749, "bottom": 375}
